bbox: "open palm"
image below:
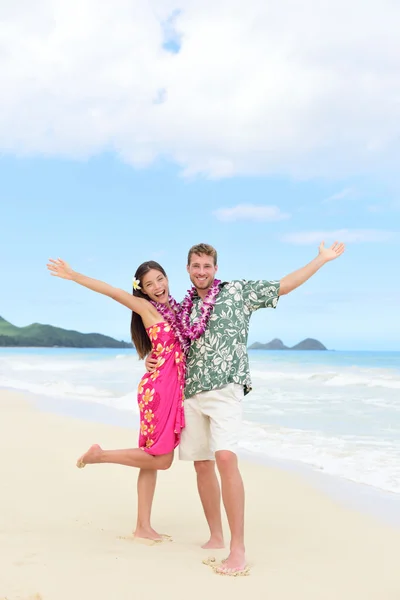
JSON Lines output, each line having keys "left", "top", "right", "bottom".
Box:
{"left": 318, "top": 241, "right": 345, "bottom": 262}
{"left": 47, "top": 258, "right": 74, "bottom": 280}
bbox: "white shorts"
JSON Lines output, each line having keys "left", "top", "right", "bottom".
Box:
{"left": 179, "top": 383, "right": 244, "bottom": 461}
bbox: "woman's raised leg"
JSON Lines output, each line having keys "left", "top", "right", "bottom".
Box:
{"left": 76, "top": 444, "right": 173, "bottom": 470}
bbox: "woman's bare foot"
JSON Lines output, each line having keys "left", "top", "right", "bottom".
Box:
{"left": 201, "top": 535, "right": 225, "bottom": 550}
{"left": 76, "top": 444, "right": 103, "bottom": 468}
{"left": 133, "top": 526, "right": 163, "bottom": 542}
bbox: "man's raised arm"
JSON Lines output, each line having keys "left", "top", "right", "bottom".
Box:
{"left": 279, "top": 241, "right": 345, "bottom": 296}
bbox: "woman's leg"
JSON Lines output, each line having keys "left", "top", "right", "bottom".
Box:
{"left": 133, "top": 469, "right": 161, "bottom": 540}
{"left": 76, "top": 444, "right": 173, "bottom": 470}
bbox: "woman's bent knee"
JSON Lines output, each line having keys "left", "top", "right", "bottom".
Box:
{"left": 157, "top": 453, "right": 173, "bottom": 470}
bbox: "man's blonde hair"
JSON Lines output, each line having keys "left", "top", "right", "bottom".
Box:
{"left": 187, "top": 243, "right": 218, "bottom": 266}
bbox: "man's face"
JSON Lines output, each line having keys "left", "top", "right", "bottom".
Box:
{"left": 187, "top": 253, "right": 218, "bottom": 292}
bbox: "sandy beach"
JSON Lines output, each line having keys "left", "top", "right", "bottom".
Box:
{"left": 1, "top": 390, "right": 399, "bottom": 600}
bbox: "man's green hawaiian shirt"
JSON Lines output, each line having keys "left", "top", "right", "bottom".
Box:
{"left": 184, "top": 279, "right": 280, "bottom": 398}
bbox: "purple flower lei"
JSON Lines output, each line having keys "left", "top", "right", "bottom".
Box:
{"left": 180, "top": 278, "right": 221, "bottom": 340}
{"left": 149, "top": 279, "right": 221, "bottom": 355}
{"left": 150, "top": 296, "right": 191, "bottom": 355}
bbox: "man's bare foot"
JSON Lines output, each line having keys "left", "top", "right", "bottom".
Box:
{"left": 216, "top": 548, "right": 247, "bottom": 574}
{"left": 201, "top": 535, "right": 225, "bottom": 550}
{"left": 133, "top": 526, "right": 163, "bottom": 542}
{"left": 76, "top": 444, "right": 103, "bottom": 468}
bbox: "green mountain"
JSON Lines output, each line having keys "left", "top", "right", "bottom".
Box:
{"left": 249, "top": 338, "right": 289, "bottom": 350}
{"left": 0, "top": 316, "right": 132, "bottom": 348}
{"left": 290, "top": 338, "right": 327, "bottom": 351}
{"left": 248, "top": 338, "right": 327, "bottom": 351}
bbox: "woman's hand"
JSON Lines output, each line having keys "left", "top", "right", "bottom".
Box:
{"left": 47, "top": 258, "right": 75, "bottom": 280}
{"left": 47, "top": 257, "right": 151, "bottom": 317}
{"left": 145, "top": 355, "right": 158, "bottom": 372}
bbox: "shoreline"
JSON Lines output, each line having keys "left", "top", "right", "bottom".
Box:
{"left": 11, "top": 385, "right": 400, "bottom": 529}
{"left": 1, "top": 389, "right": 400, "bottom": 600}
{"left": 240, "top": 449, "right": 400, "bottom": 529}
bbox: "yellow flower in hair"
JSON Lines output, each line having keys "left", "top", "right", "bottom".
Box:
{"left": 132, "top": 277, "right": 141, "bottom": 290}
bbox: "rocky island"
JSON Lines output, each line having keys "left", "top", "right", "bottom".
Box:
{"left": 248, "top": 338, "right": 327, "bottom": 351}
{"left": 0, "top": 316, "right": 132, "bottom": 348}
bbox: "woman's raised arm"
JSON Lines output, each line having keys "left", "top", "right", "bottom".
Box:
{"left": 47, "top": 258, "right": 148, "bottom": 315}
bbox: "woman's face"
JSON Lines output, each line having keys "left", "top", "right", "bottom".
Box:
{"left": 141, "top": 269, "right": 169, "bottom": 304}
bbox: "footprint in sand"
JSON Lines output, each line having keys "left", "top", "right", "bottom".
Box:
{"left": 117, "top": 534, "right": 173, "bottom": 546}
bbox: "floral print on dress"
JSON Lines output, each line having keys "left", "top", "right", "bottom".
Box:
{"left": 137, "top": 321, "right": 185, "bottom": 455}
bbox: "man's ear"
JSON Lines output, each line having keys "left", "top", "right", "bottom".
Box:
{"left": 186, "top": 264, "right": 190, "bottom": 273}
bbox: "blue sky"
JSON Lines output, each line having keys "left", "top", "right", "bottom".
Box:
{"left": 1, "top": 1, "right": 399, "bottom": 350}
{"left": 1, "top": 155, "right": 399, "bottom": 350}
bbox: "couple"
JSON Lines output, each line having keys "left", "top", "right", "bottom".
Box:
{"left": 47, "top": 240, "right": 345, "bottom": 575}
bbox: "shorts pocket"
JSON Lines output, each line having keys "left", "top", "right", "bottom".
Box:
{"left": 232, "top": 383, "right": 244, "bottom": 402}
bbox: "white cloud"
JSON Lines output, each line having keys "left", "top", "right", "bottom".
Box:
{"left": 322, "top": 188, "right": 356, "bottom": 203}
{"left": 213, "top": 204, "right": 290, "bottom": 222}
{"left": 281, "top": 229, "right": 397, "bottom": 244}
{"left": 0, "top": 1, "right": 400, "bottom": 179}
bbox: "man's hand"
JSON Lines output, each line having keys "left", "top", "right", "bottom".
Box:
{"left": 318, "top": 241, "right": 345, "bottom": 263}
{"left": 145, "top": 355, "right": 158, "bottom": 372}
{"left": 279, "top": 240, "right": 345, "bottom": 296}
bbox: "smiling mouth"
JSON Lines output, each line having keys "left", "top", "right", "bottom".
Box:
{"left": 154, "top": 290, "right": 167, "bottom": 300}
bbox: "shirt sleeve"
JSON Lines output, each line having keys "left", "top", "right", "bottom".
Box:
{"left": 241, "top": 280, "right": 280, "bottom": 312}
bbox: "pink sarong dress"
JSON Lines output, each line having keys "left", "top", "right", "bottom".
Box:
{"left": 138, "top": 321, "right": 185, "bottom": 455}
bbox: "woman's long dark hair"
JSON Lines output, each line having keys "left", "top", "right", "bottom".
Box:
{"left": 130, "top": 261, "right": 167, "bottom": 359}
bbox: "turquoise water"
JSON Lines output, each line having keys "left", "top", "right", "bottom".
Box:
{"left": 1, "top": 348, "right": 399, "bottom": 494}
{"left": 249, "top": 349, "right": 400, "bottom": 370}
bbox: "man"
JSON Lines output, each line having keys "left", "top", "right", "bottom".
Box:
{"left": 147, "top": 240, "right": 345, "bottom": 574}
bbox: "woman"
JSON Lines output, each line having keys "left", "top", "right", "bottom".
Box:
{"left": 47, "top": 258, "right": 186, "bottom": 542}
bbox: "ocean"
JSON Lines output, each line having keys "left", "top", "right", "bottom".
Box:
{"left": 1, "top": 347, "right": 399, "bottom": 513}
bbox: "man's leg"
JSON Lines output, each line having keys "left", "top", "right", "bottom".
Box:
{"left": 206, "top": 383, "right": 246, "bottom": 572}
{"left": 194, "top": 460, "right": 224, "bottom": 549}
{"left": 179, "top": 394, "right": 223, "bottom": 547}
{"left": 215, "top": 450, "right": 245, "bottom": 571}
